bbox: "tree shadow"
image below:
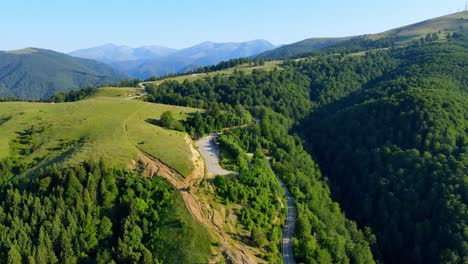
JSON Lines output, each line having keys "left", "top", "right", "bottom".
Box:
{"left": 145, "top": 118, "right": 161, "bottom": 126}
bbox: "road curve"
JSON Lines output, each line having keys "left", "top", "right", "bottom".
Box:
{"left": 195, "top": 134, "right": 237, "bottom": 177}
{"left": 280, "top": 179, "right": 297, "bottom": 264}
{"left": 196, "top": 133, "right": 297, "bottom": 263}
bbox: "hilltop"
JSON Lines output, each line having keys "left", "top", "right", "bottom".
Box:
{"left": 0, "top": 87, "right": 197, "bottom": 176}
{"left": 258, "top": 11, "right": 468, "bottom": 59}
{"left": 256, "top": 37, "right": 352, "bottom": 59}
{"left": 0, "top": 48, "right": 128, "bottom": 99}
{"left": 376, "top": 11, "right": 468, "bottom": 41}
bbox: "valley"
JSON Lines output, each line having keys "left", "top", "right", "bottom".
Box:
{"left": 0, "top": 86, "right": 293, "bottom": 263}
{"left": 0, "top": 9, "right": 466, "bottom": 264}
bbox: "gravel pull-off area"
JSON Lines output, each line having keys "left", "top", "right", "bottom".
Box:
{"left": 195, "top": 133, "right": 237, "bottom": 177}
{"left": 196, "top": 133, "right": 297, "bottom": 263}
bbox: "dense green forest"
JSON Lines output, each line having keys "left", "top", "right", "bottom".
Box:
{"left": 145, "top": 69, "right": 312, "bottom": 121}
{"left": 214, "top": 135, "right": 285, "bottom": 262}
{"left": 0, "top": 159, "right": 212, "bottom": 263}
{"left": 145, "top": 33, "right": 467, "bottom": 263}
{"left": 299, "top": 35, "right": 468, "bottom": 263}
{"left": 145, "top": 58, "right": 376, "bottom": 262}
{"left": 0, "top": 18, "right": 465, "bottom": 264}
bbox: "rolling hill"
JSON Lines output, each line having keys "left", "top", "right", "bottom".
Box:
{"left": 0, "top": 48, "right": 128, "bottom": 99}
{"left": 70, "top": 40, "right": 276, "bottom": 79}
{"left": 0, "top": 87, "right": 197, "bottom": 176}
{"left": 256, "top": 37, "right": 352, "bottom": 59}
{"left": 376, "top": 11, "right": 468, "bottom": 41}
{"left": 258, "top": 11, "right": 468, "bottom": 59}
{"left": 0, "top": 87, "right": 213, "bottom": 263}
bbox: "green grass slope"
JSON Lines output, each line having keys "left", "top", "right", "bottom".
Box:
{"left": 0, "top": 87, "right": 197, "bottom": 177}
{"left": 256, "top": 37, "right": 352, "bottom": 59}
{"left": 259, "top": 11, "right": 468, "bottom": 59}
{"left": 376, "top": 11, "right": 468, "bottom": 41}
{"left": 0, "top": 48, "right": 128, "bottom": 99}
{"left": 145, "top": 60, "right": 282, "bottom": 86}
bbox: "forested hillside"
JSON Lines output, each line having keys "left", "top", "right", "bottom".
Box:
{"left": 145, "top": 32, "right": 467, "bottom": 263}
{"left": 0, "top": 160, "right": 211, "bottom": 263}
{"left": 0, "top": 48, "right": 127, "bottom": 99}
{"left": 145, "top": 58, "right": 376, "bottom": 263}
{"left": 256, "top": 37, "right": 351, "bottom": 59}
{"left": 298, "top": 34, "right": 467, "bottom": 263}
{"left": 0, "top": 11, "right": 465, "bottom": 264}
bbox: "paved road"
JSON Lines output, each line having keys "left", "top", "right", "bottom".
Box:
{"left": 196, "top": 133, "right": 297, "bottom": 263}
{"left": 195, "top": 134, "right": 237, "bottom": 177}
{"left": 280, "top": 179, "right": 297, "bottom": 264}
{"left": 138, "top": 82, "right": 146, "bottom": 89}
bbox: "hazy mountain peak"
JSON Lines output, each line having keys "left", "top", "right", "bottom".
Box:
{"left": 70, "top": 40, "right": 277, "bottom": 79}
{"left": 69, "top": 43, "right": 176, "bottom": 62}
{"left": 3, "top": 48, "right": 39, "bottom": 55}
{"left": 101, "top": 43, "right": 119, "bottom": 48}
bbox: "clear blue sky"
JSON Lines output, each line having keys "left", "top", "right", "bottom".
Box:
{"left": 1, "top": 0, "right": 465, "bottom": 52}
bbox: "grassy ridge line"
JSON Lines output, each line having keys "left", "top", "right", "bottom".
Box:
{"left": 146, "top": 60, "right": 283, "bottom": 86}
{"left": 375, "top": 11, "right": 468, "bottom": 41}
{"left": 0, "top": 87, "right": 197, "bottom": 177}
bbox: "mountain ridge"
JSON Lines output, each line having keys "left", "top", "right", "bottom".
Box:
{"left": 0, "top": 48, "right": 128, "bottom": 99}
{"left": 69, "top": 40, "right": 276, "bottom": 79}
{"left": 257, "top": 11, "right": 468, "bottom": 59}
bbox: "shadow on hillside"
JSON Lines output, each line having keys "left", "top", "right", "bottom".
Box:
{"left": 145, "top": 118, "right": 161, "bottom": 126}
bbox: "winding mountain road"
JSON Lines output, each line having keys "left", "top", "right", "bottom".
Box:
{"left": 280, "top": 180, "right": 297, "bottom": 264}
{"left": 138, "top": 82, "right": 146, "bottom": 89}
{"left": 196, "top": 133, "right": 297, "bottom": 263}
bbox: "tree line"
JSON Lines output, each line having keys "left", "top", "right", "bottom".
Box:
{"left": 145, "top": 32, "right": 467, "bottom": 263}
{"left": 144, "top": 59, "right": 376, "bottom": 262}
{"left": 0, "top": 159, "right": 212, "bottom": 264}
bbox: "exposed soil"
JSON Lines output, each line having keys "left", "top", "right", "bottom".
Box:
{"left": 134, "top": 134, "right": 263, "bottom": 264}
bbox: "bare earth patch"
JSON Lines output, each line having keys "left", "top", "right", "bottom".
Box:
{"left": 135, "top": 134, "right": 264, "bottom": 264}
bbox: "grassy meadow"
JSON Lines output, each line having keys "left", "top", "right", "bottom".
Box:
{"left": 0, "top": 87, "right": 198, "bottom": 177}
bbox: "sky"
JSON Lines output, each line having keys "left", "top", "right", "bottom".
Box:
{"left": 0, "top": 0, "right": 466, "bottom": 52}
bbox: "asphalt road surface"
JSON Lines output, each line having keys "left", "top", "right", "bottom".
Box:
{"left": 280, "top": 179, "right": 297, "bottom": 264}
{"left": 195, "top": 134, "right": 237, "bottom": 177}
{"left": 196, "top": 133, "right": 296, "bottom": 263}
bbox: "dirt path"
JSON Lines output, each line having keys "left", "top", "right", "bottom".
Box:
{"left": 136, "top": 135, "right": 262, "bottom": 264}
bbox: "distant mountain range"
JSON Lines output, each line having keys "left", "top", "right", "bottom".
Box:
{"left": 69, "top": 44, "right": 177, "bottom": 63}
{"left": 0, "top": 48, "right": 128, "bottom": 99}
{"left": 69, "top": 40, "right": 276, "bottom": 79}
{"left": 1, "top": 12, "right": 466, "bottom": 100}
{"left": 258, "top": 11, "right": 468, "bottom": 59}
